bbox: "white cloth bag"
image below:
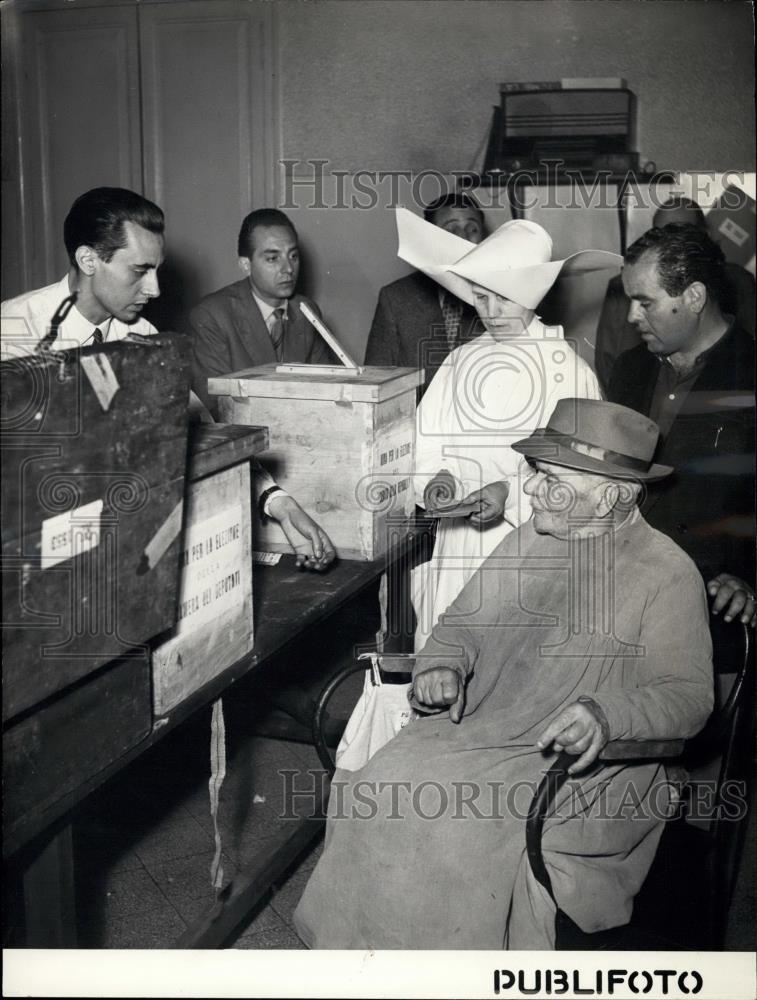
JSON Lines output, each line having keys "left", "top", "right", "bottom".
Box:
{"left": 335, "top": 655, "right": 416, "bottom": 772}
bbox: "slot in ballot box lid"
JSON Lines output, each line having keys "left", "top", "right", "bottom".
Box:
{"left": 186, "top": 423, "right": 269, "bottom": 481}
{"left": 208, "top": 364, "right": 422, "bottom": 404}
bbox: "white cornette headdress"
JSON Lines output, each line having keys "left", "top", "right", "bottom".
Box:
{"left": 396, "top": 207, "right": 621, "bottom": 309}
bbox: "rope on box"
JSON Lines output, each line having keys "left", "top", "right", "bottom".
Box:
{"left": 209, "top": 698, "right": 227, "bottom": 892}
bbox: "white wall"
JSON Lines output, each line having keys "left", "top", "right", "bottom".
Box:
{"left": 274, "top": 1, "right": 755, "bottom": 364}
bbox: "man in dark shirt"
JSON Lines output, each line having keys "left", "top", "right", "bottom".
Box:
{"left": 608, "top": 223, "right": 755, "bottom": 628}
{"left": 595, "top": 197, "right": 755, "bottom": 394}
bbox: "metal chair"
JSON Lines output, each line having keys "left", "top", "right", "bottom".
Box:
{"left": 525, "top": 620, "right": 754, "bottom": 949}
{"left": 311, "top": 654, "right": 415, "bottom": 775}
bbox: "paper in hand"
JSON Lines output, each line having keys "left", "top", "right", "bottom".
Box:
{"left": 426, "top": 497, "right": 483, "bottom": 519}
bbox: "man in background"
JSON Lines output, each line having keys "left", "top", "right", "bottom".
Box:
{"left": 595, "top": 196, "right": 755, "bottom": 394}
{"left": 189, "top": 208, "right": 334, "bottom": 416}
{"left": 609, "top": 223, "right": 755, "bottom": 627}
{"left": 364, "top": 192, "right": 486, "bottom": 397}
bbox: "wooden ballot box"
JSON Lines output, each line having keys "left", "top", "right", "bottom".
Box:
{"left": 151, "top": 424, "right": 267, "bottom": 716}
{"left": 1, "top": 333, "right": 192, "bottom": 722}
{"left": 4, "top": 653, "right": 153, "bottom": 847}
{"left": 209, "top": 365, "right": 422, "bottom": 560}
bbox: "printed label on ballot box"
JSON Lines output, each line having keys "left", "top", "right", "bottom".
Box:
{"left": 176, "top": 505, "right": 244, "bottom": 634}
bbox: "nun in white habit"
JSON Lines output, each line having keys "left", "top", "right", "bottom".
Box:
{"left": 400, "top": 210, "right": 616, "bottom": 649}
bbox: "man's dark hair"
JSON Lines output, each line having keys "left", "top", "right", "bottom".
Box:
{"left": 423, "top": 192, "right": 484, "bottom": 226}
{"left": 238, "top": 209, "right": 298, "bottom": 257}
{"left": 653, "top": 195, "right": 706, "bottom": 228}
{"left": 64, "top": 187, "right": 164, "bottom": 267}
{"left": 625, "top": 223, "right": 728, "bottom": 309}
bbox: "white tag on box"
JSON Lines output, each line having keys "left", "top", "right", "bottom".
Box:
{"left": 175, "top": 505, "right": 245, "bottom": 635}
{"left": 80, "top": 354, "right": 120, "bottom": 411}
{"left": 40, "top": 499, "right": 104, "bottom": 567}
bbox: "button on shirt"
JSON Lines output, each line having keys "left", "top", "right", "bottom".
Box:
{"left": 0, "top": 275, "right": 157, "bottom": 360}
{"left": 649, "top": 330, "right": 730, "bottom": 438}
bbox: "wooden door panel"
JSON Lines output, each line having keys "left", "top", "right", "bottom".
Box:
{"left": 18, "top": 4, "right": 142, "bottom": 288}
{"left": 140, "top": 0, "right": 275, "bottom": 327}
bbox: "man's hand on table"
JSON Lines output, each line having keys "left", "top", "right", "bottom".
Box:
{"left": 267, "top": 494, "right": 336, "bottom": 571}
{"left": 707, "top": 572, "right": 756, "bottom": 628}
{"left": 537, "top": 697, "right": 611, "bottom": 775}
{"left": 412, "top": 666, "right": 466, "bottom": 723}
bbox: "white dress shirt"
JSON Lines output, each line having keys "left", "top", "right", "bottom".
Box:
{"left": 0, "top": 275, "right": 157, "bottom": 360}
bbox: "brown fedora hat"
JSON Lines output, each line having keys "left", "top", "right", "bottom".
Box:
{"left": 512, "top": 398, "right": 673, "bottom": 481}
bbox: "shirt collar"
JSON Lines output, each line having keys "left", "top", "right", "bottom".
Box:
{"left": 54, "top": 275, "right": 114, "bottom": 349}
{"left": 251, "top": 289, "right": 288, "bottom": 325}
{"left": 658, "top": 315, "right": 735, "bottom": 373}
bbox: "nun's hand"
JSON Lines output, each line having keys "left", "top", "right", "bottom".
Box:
{"left": 465, "top": 480, "right": 509, "bottom": 526}
{"left": 423, "top": 468, "right": 460, "bottom": 511}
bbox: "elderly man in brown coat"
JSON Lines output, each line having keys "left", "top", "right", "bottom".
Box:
{"left": 294, "top": 399, "right": 713, "bottom": 949}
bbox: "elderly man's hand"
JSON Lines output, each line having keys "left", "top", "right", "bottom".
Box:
{"left": 536, "top": 697, "right": 610, "bottom": 775}
{"left": 412, "top": 666, "right": 466, "bottom": 723}
{"left": 707, "top": 573, "right": 756, "bottom": 628}
{"left": 267, "top": 494, "right": 336, "bottom": 571}
{"left": 464, "top": 480, "right": 509, "bottom": 527}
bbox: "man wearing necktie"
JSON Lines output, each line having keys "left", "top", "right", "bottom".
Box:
{"left": 364, "top": 192, "right": 487, "bottom": 398}
{"left": 0, "top": 188, "right": 335, "bottom": 571}
{"left": 1, "top": 187, "right": 164, "bottom": 359}
{"left": 189, "top": 209, "right": 335, "bottom": 416}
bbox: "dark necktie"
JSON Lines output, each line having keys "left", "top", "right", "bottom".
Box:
{"left": 269, "top": 308, "right": 286, "bottom": 360}
{"left": 92, "top": 327, "right": 103, "bottom": 344}
{"left": 441, "top": 292, "right": 463, "bottom": 352}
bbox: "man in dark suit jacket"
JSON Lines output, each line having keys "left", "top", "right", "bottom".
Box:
{"left": 595, "top": 196, "right": 755, "bottom": 394}
{"left": 364, "top": 193, "right": 486, "bottom": 397}
{"left": 608, "top": 223, "right": 755, "bottom": 628}
{"left": 190, "top": 208, "right": 333, "bottom": 416}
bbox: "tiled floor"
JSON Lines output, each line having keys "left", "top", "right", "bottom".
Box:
{"left": 74, "top": 710, "right": 334, "bottom": 948}
{"left": 70, "top": 710, "right": 756, "bottom": 951}
{"left": 72, "top": 597, "right": 370, "bottom": 950}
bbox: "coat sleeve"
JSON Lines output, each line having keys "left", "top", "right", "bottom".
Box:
{"left": 589, "top": 560, "right": 714, "bottom": 741}
{"left": 594, "top": 277, "right": 630, "bottom": 396}
{"left": 412, "top": 534, "right": 514, "bottom": 680}
{"left": 364, "top": 288, "right": 400, "bottom": 366}
{"left": 251, "top": 456, "right": 279, "bottom": 503}
{"left": 188, "top": 301, "right": 234, "bottom": 418}
{"left": 409, "top": 565, "right": 484, "bottom": 707}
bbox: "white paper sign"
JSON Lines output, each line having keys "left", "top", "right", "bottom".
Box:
{"left": 175, "top": 505, "right": 244, "bottom": 635}
{"left": 79, "top": 353, "right": 120, "bottom": 411}
{"left": 40, "top": 499, "right": 103, "bottom": 567}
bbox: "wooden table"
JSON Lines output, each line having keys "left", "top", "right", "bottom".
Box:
{"left": 4, "top": 520, "right": 430, "bottom": 947}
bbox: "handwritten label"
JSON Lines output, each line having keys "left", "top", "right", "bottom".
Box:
{"left": 40, "top": 499, "right": 103, "bottom": 567}
{"left": 175, "top": 506, "right": 244, "bottom": 635}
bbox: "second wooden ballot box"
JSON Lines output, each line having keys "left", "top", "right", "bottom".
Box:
{"left": 208, "top": 365, "right": 422, "bottom": 560}
{"left": 150, "top": 424, "right": 267, "bottom": 716}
